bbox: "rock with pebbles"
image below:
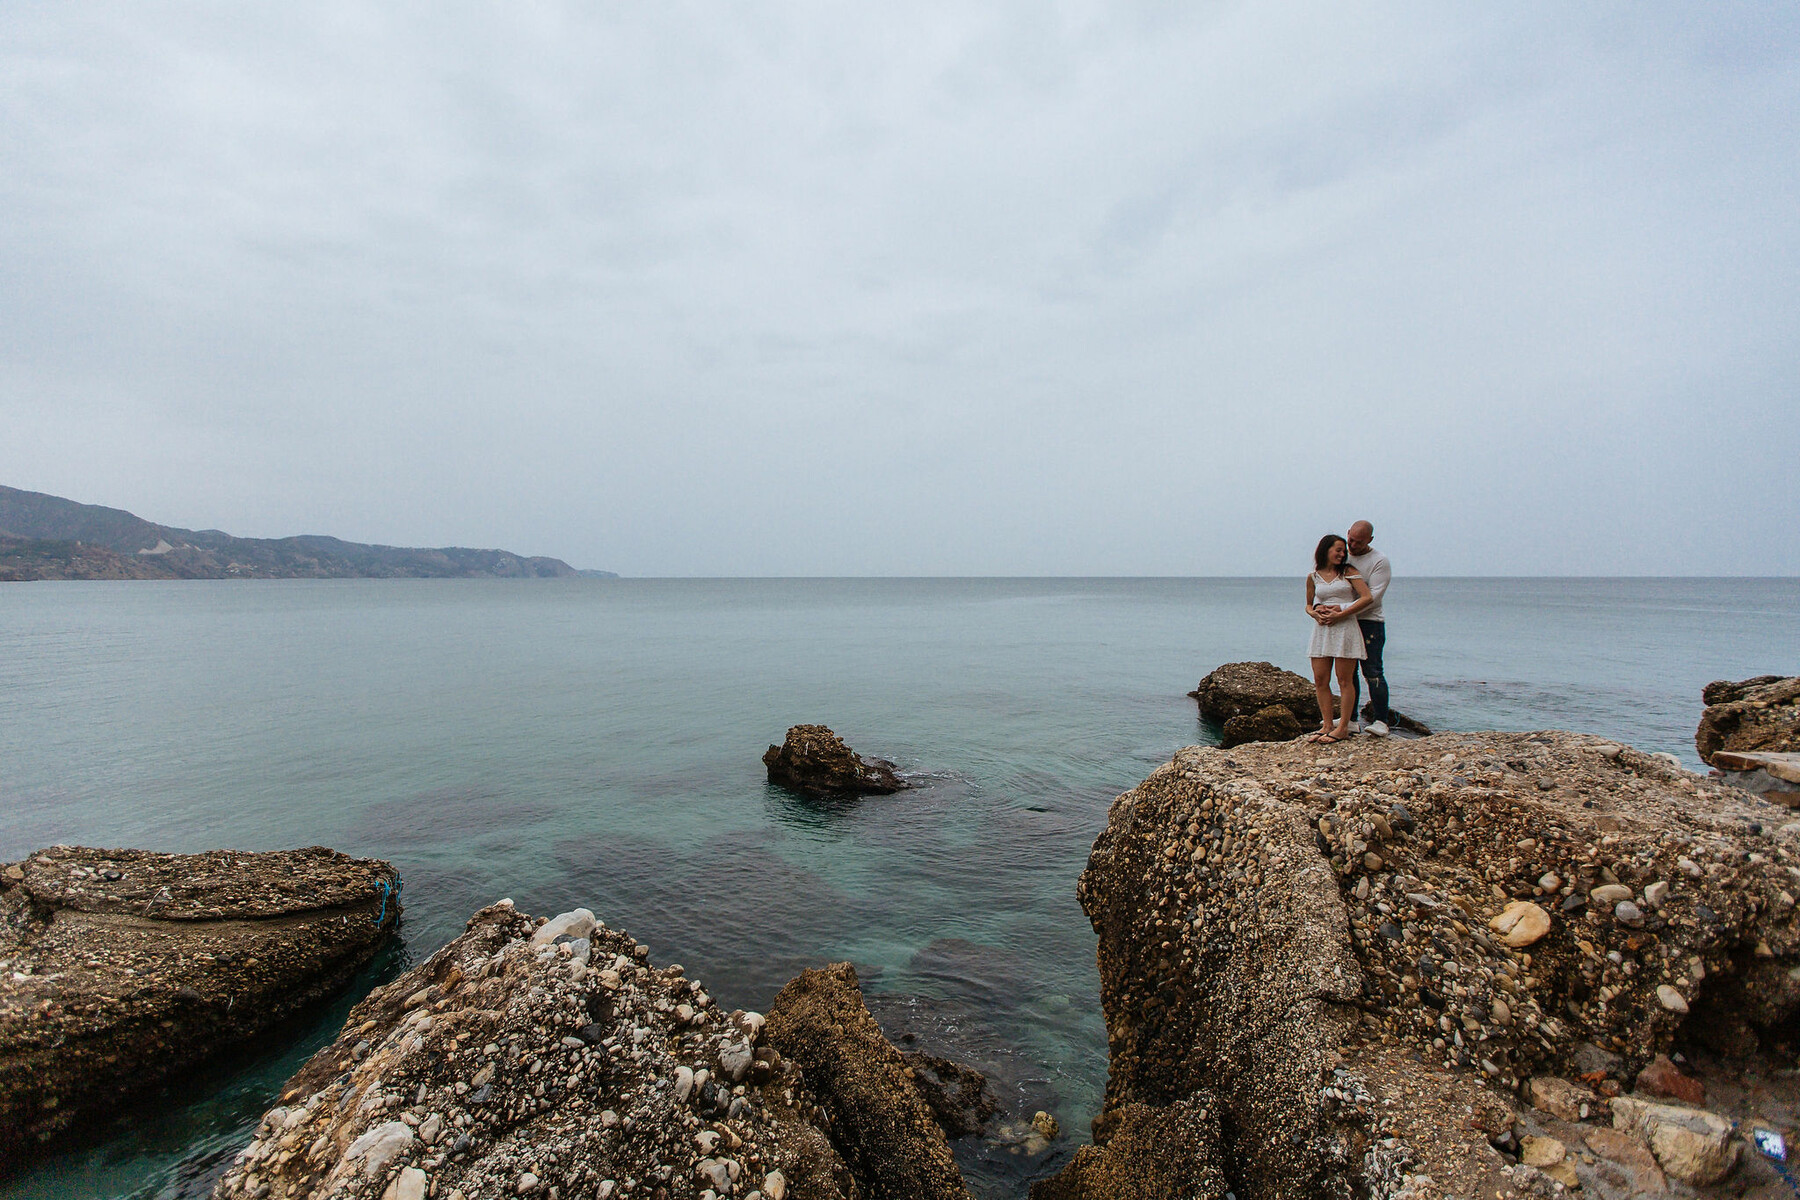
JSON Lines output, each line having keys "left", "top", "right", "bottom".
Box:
{"left": 1189, "top": 661, "right": 1323, "bottom": 727}
{"left": 1696, "top": 675, "right": 1800, "bottom": 764}
{"left": 212, "top": 901, "right": 867, "bottom": 1200}
{"left": 766, "top": 963, "right": 970, "bottom": 1200}
{"left": 763, "top": 725, "right": 908, "bottom": 797}
{"left": 1, "top": 845, "right": 399, "bottom": 1158}
{"left": 1035, "top": 730, "right": 1800, "bottom": 1199}
{"left": 1220, "top": 705, "right": 1305, "bottom": 750}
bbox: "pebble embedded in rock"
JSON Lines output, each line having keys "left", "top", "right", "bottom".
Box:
{"left": 1655, "top": 984, "right": 1689, "bottom": 1013}
{"left": 1488, "top": 900, "right": 1551, "bottom": 948}
{"left": 1615, "top": 900, "right": 1644, "bottom": 927}
{"left": 1589, "top": 883, "right": 1633, "bottom": 905}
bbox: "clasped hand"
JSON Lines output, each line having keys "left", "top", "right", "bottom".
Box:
{"left": 1313, "top": 604, "right": 1345, "bottom": 625}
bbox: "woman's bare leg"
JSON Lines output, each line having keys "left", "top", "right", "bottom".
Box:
{"left": 1311, "top": 658, "right": 1335, "bottom": 736}
{"left": 1332, "top": 658, "right": 1358, "bottom": 737}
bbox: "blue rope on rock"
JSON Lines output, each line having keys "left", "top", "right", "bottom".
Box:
{"left": 373, "top": 870, "right": 402, "bottom": 927}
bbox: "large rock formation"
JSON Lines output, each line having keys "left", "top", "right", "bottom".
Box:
{"left": 1696, "top": 675, "right": 1800, "bottom": 763}
{"left": 767, "top": 964, "right": 970, "bottom": 1200}
{"left": 213, "top": 904, "right": 972, "bottom": 1200}
{"left": 0, "top": 845, "right": 399, "bottom": 1158}
{"left": 763, "top": 726, "right": 908, "bottom": 797}
{"left": 1189, "top": 662, "right": 1321, "bottom": 728}
{"left": 1036, "top": 732, "right": 1800, "bottom": 1199}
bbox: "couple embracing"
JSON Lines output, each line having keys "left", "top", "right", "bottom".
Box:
{"left": 1304, "top": 520, "right": 1391, "bottom": 745}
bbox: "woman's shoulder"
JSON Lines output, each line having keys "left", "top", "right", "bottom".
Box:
{"left": 1343, "top": 566, "right": 1362, "bottom": 577}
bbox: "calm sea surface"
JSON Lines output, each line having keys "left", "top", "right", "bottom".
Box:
{"left": 0, "top": 577, "right": 1792, "bottom": 1198}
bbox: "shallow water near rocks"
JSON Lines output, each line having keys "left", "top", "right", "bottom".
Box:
{"left": 0, "top": 576, "right": 1789, "bottom": 1198}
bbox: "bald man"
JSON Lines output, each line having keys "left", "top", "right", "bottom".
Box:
{"left": 1346, "top": 520, "right": 1392, "bottom": 735}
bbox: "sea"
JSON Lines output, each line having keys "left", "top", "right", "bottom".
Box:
{"left": 0, "top": 576, "right": 1792, "bottom": 1198}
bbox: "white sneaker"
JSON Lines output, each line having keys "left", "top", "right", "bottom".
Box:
{"left": 1367, "top": 720, "right": 1390, "bottom": 738}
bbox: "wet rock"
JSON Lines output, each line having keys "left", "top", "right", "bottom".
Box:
{"left": 1027, "top": 1096, "right": 1228, "bottom": 1200}
{"left": 213, "top": 902, "right": 859, "bottom": 1200}
{"left": 0, "top": 845, "right": 399, "bottom": 1157}
{"left": 1610, "top": 1094, "right": 1740, "bottom": 1185}
{"left": 766, "top": 963, "right": 970, "bottom": 1199}
{"left": 1219, "top": 704, "right": 1304, "bottom": 749}
{"left": 1696, "top": 675, "right": 1800, "bottom": 764}
{"left": 901, "top": 1051, "right": 997, "bottom": 1138}
{"left": 1189, "top": 661, "right": 1322, "bottom": 727}
{"left": 762, "top": 725, "right": 908, "bottom": 797}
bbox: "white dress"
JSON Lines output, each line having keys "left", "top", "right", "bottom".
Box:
{"left": 1308, "top": 572, "right": 1367, "bottom": 660}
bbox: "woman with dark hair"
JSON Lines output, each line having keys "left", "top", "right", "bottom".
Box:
{"left": 1305, "top": 533, "right": 1374, "bottom": 743}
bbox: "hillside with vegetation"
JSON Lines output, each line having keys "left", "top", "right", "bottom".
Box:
{"left": 0, "top": 485, "right": 599, "bottom": 581}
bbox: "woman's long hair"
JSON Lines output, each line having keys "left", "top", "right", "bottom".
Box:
{"left": 1314, "top": 534, "right": 1348, "bottom": 573}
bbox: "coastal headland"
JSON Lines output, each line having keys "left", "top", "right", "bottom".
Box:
{"left": 0, "top": 485, "right": 601, "bottom": 580}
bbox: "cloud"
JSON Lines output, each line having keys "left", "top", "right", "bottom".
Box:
{"left": 2, "top": 1, "right": 1796, "bottom": 573}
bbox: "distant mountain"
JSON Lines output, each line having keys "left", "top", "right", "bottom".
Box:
{"left": 0, "top": 485, "right": 596, "bottom": 581}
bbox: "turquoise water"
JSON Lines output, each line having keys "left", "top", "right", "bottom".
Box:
{"left": 0, "top": 577, "right": 1791, "bottom": 1197}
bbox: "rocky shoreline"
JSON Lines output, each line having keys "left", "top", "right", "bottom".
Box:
{"left": 10, "top": 676, "right": 1800, "bottom": 1197}
{"left": 0, "top": 845, "right": 400, "bottom": 1161}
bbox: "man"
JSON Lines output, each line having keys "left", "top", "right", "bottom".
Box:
{"left": 1345, "top": 520, "right": 1391, "bottom": 735}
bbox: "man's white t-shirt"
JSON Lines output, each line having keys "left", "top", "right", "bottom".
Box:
{"left": 1348, "top": 548, "right": 1390, "bottom": 622}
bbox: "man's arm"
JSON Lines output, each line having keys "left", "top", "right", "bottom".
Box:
{"left": 1364, "top": 556, "right": 1391, "bottom": 607}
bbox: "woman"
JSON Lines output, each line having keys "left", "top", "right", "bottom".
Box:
{"left": 1305, "top": 533, "right": 1373, "bottom": 744}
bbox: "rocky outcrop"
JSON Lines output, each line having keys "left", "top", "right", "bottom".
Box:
{"left": 767, "top": 964, "right": 970, "bottom": 1200}
{"left": 1039, "top": 731, "right": 1800, "bottom": 1199}
{"left": 1696, "top": 675, "right": 1800, "bottom": 763}
{"left": 1030, "top": 1097, "right": 1228, "bottom": 1199}
{"left": 0, "top": 845, "right": 399, "bottom": 1158}
{"left": 1189, "top": 662, "right": 1320, "bottom": 728}
{"left": 763, "top": 726, "right": 907, "bottom": 797}
{"left": 214, "top": 905, "right": 974, "bottom": 1200}
{"left": 1219, "top": 705, "right": 1304, "bottom": 749}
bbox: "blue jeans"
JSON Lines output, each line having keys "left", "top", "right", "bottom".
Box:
{"left": 1352, "top": 620, "right": 1390, "bottom": 722}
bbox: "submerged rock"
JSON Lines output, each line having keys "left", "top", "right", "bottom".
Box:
{"left": 763, "top": 725, "right": 908, "bottom": 797}
{"left": 901, "top": 1050, "right": 998, "bottom": 1138}
{"left": 0, "top": 845, "right": 399, "bottom": 1159}
{"left": 1189, "top": 661, "right": 1320, "bottom": 728}
{"left": 1039, "top": 730, "right": 1800, "bottom": 1198}
{"left": 214, "top": 905, "right": 971, "bottom": 1200}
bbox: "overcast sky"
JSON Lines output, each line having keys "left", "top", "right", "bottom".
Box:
{"left": 3, "top": 3, "right": 1796, "bottom": 575}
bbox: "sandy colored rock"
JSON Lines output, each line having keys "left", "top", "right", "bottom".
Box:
{"left": 763, "top": 725, "right": 908, "bottom": 797}
{"left": 1489, "top": 899, "right": 1551, "bottom": 947}
{"left": 1520, "top": 1133, "right": 1566, "bottom": 1167}
{"left": 213, "top": 902, "right": 859, "bottom": 1200}
{"left": 1, "top": 845, "right": 399, "bottom": 1157}
{"left": 1527, "top": 1075, "right": 1593, "bottom": 1122}
{"left": 1610, "top": 1094, "right": 1740, "bottom": 1185}
{"left": 766, "top": 962, "right": 970, "bottom": 1200}
{"left": 1035, "top": 730, "right": 1800, "bottom": 1200}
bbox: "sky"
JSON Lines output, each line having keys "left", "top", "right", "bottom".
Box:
{"left": 2, "top": 3, "right": 1796, "bottom": 576}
